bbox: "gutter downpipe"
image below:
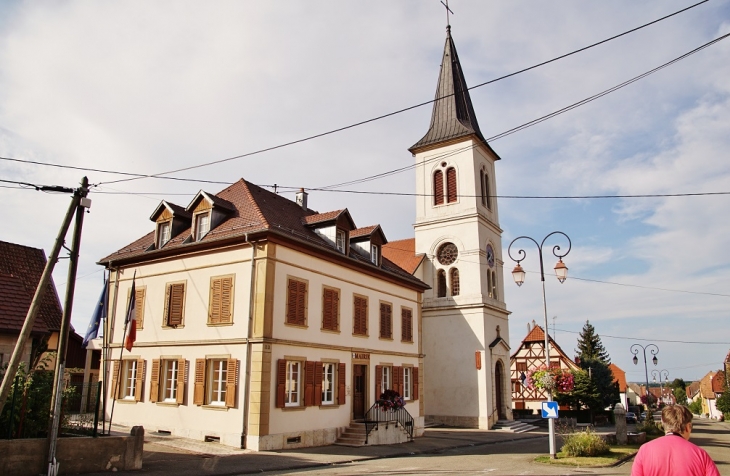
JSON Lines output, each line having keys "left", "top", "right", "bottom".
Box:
{"left": 241, "top": 234, "right": 256, "bottom": 448}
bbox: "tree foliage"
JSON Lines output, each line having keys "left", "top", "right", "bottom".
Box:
{"left": 716, "top": 389, "right": 730, "bottom": 416}
{"left": 673, "top": 387, "right": 688, "bottom": 405}
{"left": 575, "top": 320, "right": 611, "bottom": 364}
{"left": 688, "top": 398, "right": 703, "bottom": 415}
{"left": 668, "top": 378, "right": 687, "bottom": 391}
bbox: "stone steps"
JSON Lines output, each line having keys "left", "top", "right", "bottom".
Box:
{"left": 492, "top": 419, "right": 539, "bottom": 433}
{"left": 333, "top": 422, "right": 367, "bottom": 447}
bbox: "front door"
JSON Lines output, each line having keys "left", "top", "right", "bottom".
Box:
{"left": 353, "top": 364, "right": 367, "bottom": 420}
{"left": 495, "top": 362, "right": 506, "bottom": 420}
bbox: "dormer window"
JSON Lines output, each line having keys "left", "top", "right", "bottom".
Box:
{"left": 194, "top": 212, "right": 210, "bottom": 241}
{"left": 336, "top": 230, "right": 346, "bottom": 253}
{"left": 371, "top": 244, "right": 379, "bottom": 265}
{"left": 157, "top": 221, "right": 171, "bottom": 248}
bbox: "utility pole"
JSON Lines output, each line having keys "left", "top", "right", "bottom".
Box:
{"left": 47, "top": 177, "right": 91, "bottom": 476}
{"left": 0, "top": 180, "right": 86, "bottom": 415}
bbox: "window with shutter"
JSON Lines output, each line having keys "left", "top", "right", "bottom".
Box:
{"left": 209, "top": 275, "right": 234, "bottom": 325}
{"left": 194, "top": 359, "right": 205, "bottom": 405}
{"left": 403, "top": 367, "right": 412, "bottom": 400}
{"left": 353, "top": 295, "right": 368, "bottom": 336}
{"left": 321, "top": 362, "right": 335, "bottom": 405}
{"left": 433, "top": 170, "right": 444, "bottom": 206}
{"left": 164, "top": 282, "right": 186, "bottom": 327}
{"left": 437, "top": 270, "right": 446, "bottom": 298}
{"left": 322, "top": 287, "right": 340, "bottom": 331}
{"left": 225, "top": 359, "right": 237, "bottom": 408}
{"left": 286, "top": 278, "right": 307, "bottom": 326}
{"left": 379, "top": 302, "right": 392, "bottom": 339}
{"left": 446, "top": 167, "right": 457, "bottom": 203}
{"left": 150, "top": 359, "right": 160, "bottom": 403}
{"left": 450, "top": 268, "right": 460, "bottom": 296}
{"left": 337, "top": 363, "right": 346, "bottom": 405}
{"left": 206, "top": 358, "right": 228, "bottom": 406}
{"left": 134, "top": 359, "right": 145, "bottom": 402}
{"left": 121, "top": 359, "right": 138, "bottom": 400}
{"left": 412, "top": 367, "right": 419, "bottom": 400}
{"left": 161, "top": 359, "right": 180, "bottom": 403}
{"left": 134, "top": 287, "right": 146, "bottom": 329}
{"left": 401, "top": 308, "right": 413, "bottom": 342}
{"left": 285, "top": 360, "right": 302, "bottom": 407}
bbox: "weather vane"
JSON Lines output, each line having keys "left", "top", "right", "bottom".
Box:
{"left": 440, "top": 0, "right": 454, "bottom": 28}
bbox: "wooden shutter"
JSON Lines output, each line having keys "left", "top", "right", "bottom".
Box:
{"left": 135, "top": 359, "right": 145, "bottom": 402}
{"left": 225, "top": 358, "right": 237, "bottom": 408}
{"left": 135, "top": 288, "right": 146, "bottom": 329}
{"left": 393, "top": 366, "right": 402, "bottom": 396}
{"left": 380, "top": 303, "right": 392, "bottom": 339}
{"left": 401, "top": 309, "right": 412, "bottom": 342}
{"left": 375, "top": 365, "right": 382, "bottom": 400}
{"left": 412, "top": 367, "right": 419, "bottom": 400}
{"left": 149, "top": 359, "right": 160, "bottom": 403}
{"left": 354, "top": 296, "right": 367, "bottom": 335}
{"left": 337, "top": 363, "right": 346, "bottom": 405}
{"left": 322, "top": 288, "right": 339, "bottom": 331}
{"left": 209, "top": 277, "right": 222, "bottom": 324}
{"left": 111, "top": 361, "right": 120, "bottom": 400}
{"left": 446, "top": 167, "right": 457, "bottom": 203}
{"left": 314, "top": 362, "right": 323, "bottom": 406}
{"left": 276, "top": 360, "right": 286, "bottom": 408}
{"left": 176, "top": 359, "right": 186, "bottom": 404}
{"left": 167, "top": 283, "right": 185, "bottom": 326}
{"left": 304, "top": 361, "right": 315, "bottom": 407}
{"left": 287, "top": 279, "right": 306, "bottom": 325}
{"left": 220, "top": 276, "right": 233, "bottom": 324}
{"left": 193, "top": 359, "right": 205, "bottom": 405}
{"left": 433, "top": 170, "right": 444, "bottom": 205}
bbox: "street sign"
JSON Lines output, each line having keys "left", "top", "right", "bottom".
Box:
{"left": 541, "top": 401, "right": 559, "bottom": 419}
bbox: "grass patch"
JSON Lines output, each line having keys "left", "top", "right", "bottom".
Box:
{"left": 535, "top": 446, "right": 639, "bottom": 467}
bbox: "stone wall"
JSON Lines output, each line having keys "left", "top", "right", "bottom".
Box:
{"left": 0, "top": 426, "right": 144, "bottom": 475}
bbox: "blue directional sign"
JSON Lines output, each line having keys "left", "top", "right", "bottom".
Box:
{"left": 541, "top": 401, "right": 559, "bottom": 419}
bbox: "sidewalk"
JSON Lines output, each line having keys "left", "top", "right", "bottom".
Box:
{"left": 94, "top": 424, "right": 549, "bottom": 475}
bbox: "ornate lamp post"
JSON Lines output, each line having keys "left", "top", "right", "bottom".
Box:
{"left": 630, "top": 344, "right": 659, "bottom": 409}
{"left": 651, "top": 369, "right": 670, "bottom": 407}
{"left": 508, "top": 231, "right": 571, "bottom": 460}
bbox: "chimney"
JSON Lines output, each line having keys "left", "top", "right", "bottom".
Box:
{"left": 532, "top": 319, "right": 536, "bottom": 330}
{"left": 295, "top": 188, "right": 308, "bottom": 210}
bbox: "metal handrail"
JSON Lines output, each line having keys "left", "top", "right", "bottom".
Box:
{"left": 364, "top": 403, "right": 414, "bottom": 444}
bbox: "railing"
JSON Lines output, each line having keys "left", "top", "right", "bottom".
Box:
{"left": 364, "top": 403, "right": 414, "bottom": 444}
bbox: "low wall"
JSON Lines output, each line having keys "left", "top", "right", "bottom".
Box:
{"left": 0, "top": 426, "right": 144, "bottom": 475}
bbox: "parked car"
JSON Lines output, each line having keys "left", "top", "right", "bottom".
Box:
{"left": 626, "top": 412, "right": 637, "bottom": 424}
{"left": 639, "top": 412, "right": 648, "bottom": 422}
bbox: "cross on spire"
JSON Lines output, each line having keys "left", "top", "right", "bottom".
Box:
{"left": 440, "top": 0, "right": 454, "bottom": 28}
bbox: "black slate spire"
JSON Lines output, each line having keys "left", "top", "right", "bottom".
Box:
{"left": 409, "top": 26, "right": 499, "bottom": 159}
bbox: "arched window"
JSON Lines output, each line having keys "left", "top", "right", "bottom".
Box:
{"left": 485, "top": 172, "right": 492, "bottom": 210}
{"left": 480, "top": 170, "right": 486, "bottom": 206}
{"left": 437, "top": 269, "right": 447, "bottom": 298}
{"left": 487, "top": 271, "right": 493, "bottom": 297}
{"left": 446, "top": 167, "right": 457, "bottom": 203}
{"left": 450, "top": 268, "right": 460, "bottom": 296}
{"left": 433, "top": 170, "right": 444, "bottom": 206}
{"left": 490, "top": 270, "right": 498, "bottom": 299}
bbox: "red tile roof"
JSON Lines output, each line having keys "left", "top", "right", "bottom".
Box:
{"left": 99, "top": 180, "right": 426, "bottom": 288}
{"left": 511, "top": 324, "right": 579, "bottom": 370}
{"left": 350, "top": 225, "right": 378, "bottom": 239}
{"left": 699, "top": 371, "right": 717, "bottom": 399}
{"left": 609, "top": 363, "right": 627, "bottom": 392}
{"left": 687, "top": 381, "right": 700, "bottom": 398}
{"left": 0, "top": 273, "right": 49, "bottom": 334}
{"left": 382, "top": 239, "right": 425, "bottom": 275}
{"left": 712, "top": 370, "right": 726, "bottom": 393}
{"left": 0, "top": 240, "right": 64, "bottom": 331}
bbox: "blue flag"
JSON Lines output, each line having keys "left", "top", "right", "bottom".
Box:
{"left": 83, "top": 278, "right": 108, "bottom": 347}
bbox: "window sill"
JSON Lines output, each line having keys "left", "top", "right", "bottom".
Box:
{"left": 320, "top": 328, "right": 341, "bottom": 334}
{"left": 281, "top": 405, "right": 306, "bottom": 411}
{"left": 319, "top": 403, "right": 340, "bottom": 409}
{"left": 284, "top": 322, "right": 308, "bottom": 329}
{"left": 162, "top": 325, "right": 185, "bottom": 329}
{"left": 352, "top": 333, "right": 369, "bottom": 338}
{"left": 207, "top": 322, "right": 234, "bottom": 327}
{"left": 379, "top": 336, "right": 394, "bottom": 341}
{"left": 156, "top": 401, "right": 181, "bottom": 407}
{"left": 202, "top": 404, "right": 229, "bottom": 411}
{"left": 401, "top": 340, "right": 414, "bottom": 344}
{"left": 115, "top": 399, "right": 137, "bottom": 404}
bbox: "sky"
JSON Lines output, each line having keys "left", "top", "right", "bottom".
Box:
{"left": 1, "top": 1, "right": 729, "bottom": 383}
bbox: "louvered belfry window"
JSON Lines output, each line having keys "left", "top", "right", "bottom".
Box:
{"left": 286, "top": 278, "right": 307, "bottom": 325}
{"left": 450, "top": 268, "right": 460, "bottom": 296}
{"left": 401, "top": 308, "right": 413, "bottom": 342}
{"left": 446, "top": 167, "right": 457, "bottom": 203}
{"left": 322, "top": 287, "right": 340, "bottom": 331}
{"left": 164, "top": 282, "right": 186, "bottom": 327}
{"left": 353, "top": 295, "right": 368, "bottom": 336}
{"left": 433, "top": 170, "right": 444, "bottom": 205}
{"left": 379, "top": 302, "right": 392, "bottom": 339}
{"left": 209, "top": 276, "right": 233, "bottom": 325}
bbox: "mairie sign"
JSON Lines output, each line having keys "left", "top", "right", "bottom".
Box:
{"left": 541, "top": 401, "right": 559, "bottom": 419}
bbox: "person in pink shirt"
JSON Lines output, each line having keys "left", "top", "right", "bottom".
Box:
{"left": 631, "top": 405, "right": 719, "bottom": 476}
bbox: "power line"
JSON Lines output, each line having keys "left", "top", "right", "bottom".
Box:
{"left": 94, "top": 1, "right": 708, "bottom": 186}
{"left": 554, "top": 327, "right": 730, "bottom": 345}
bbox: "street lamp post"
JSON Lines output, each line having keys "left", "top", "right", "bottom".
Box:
{"left": 651, "top": 369, "right": 670, "bottom": 407}
{"left": 508, "top": 231, "right": 571, "bottom": 460}
{"left": 630, "top": 344, "right": 659, "bottom": 409}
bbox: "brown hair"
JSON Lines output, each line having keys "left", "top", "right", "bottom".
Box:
{"left": 661, "top": 405, "right": 693, "bottom": 434}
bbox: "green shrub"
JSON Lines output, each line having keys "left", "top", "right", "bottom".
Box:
{"left": 560, "top": 428, "right": 609, "bottom": 457}
{"left": 637, "top": 419, "right": 663, "bottom": 436}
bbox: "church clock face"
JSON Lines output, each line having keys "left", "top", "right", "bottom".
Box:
{"left": 437, "top": 242, "right": 458, "bottom": 265}
{"left": 486, "top": 244, "right": 495, "bottom": 268}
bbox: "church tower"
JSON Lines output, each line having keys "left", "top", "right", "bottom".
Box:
{"left": 411, "top": 26, "right": 512, "bottom": 428}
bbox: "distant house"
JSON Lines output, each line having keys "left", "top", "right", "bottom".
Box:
{"left": 609, "top": 363, "right": 629, "bottom": 409}
{"left": 699, "top": 370, "right": 725, "bottom": 418}
{"left": 510, "top": 322, "right": 579, "bottom": 413}
{"left": 0, "top": 240, "right": 99, "bottom": 389}
{"left": 626, "top": 382, "right": 642, "bottom": 408}
{"left": 686, "top": 381, "right": 701, "bottom": 403}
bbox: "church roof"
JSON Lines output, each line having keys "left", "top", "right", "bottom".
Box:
{"left": 409, "top": 26, "right": 501, "bottom": 160}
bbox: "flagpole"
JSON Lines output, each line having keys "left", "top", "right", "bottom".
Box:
{"left": 100, "top": 269, "right": 110, "bottom": 436}
{"left": 108, "top": 271, "right": 135, "bottom": 432}
{"left": 102, "top": 265, "right": 120, "bottom": 435}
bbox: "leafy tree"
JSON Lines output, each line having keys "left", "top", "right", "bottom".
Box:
{"left": 688, "top": 398, "right": 703, "bottom": 415}
{"left": 716, "top": 389, "right": 730, "bottom": 416}
{"left": 668, "top": 378, "right": 687, "bottom": 391}
{"left": 673, "top": 387, "right": 688, "bottom": 405}
{"left": 575, "top": 320, "right": 610, "bottom": 364}
{"left": 556, "top": 370, "right": 601, "bottom": 410}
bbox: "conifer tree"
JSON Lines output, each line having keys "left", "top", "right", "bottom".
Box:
{"left": 575, "top": 320, "right": 610, "bottom": 364}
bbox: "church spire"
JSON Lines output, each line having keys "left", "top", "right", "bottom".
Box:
{"left": 409, "top": 27, "right": 499, "bottom": 159}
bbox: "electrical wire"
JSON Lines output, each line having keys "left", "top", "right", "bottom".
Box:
{"left": 553, "top": 327, "right": 730, "bottom": 345}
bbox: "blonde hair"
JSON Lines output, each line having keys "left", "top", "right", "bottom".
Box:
{"left": 661, "top": 405, "right": 693, "bottom": 434}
